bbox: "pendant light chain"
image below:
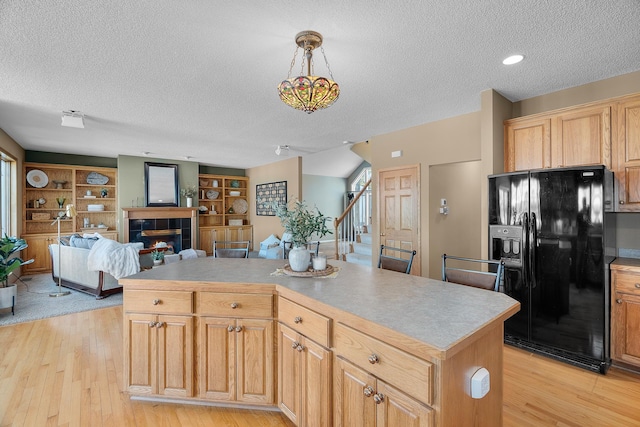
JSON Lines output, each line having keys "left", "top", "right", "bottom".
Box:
{"left": 320, "top": 46, "right": 335, "bottom": 80}
{"left": 286, "top": 47, "right": 299, "bottom": 79}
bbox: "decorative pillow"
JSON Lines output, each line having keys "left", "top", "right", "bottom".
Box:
{"left": 280, "top": 232, "right": 293, "bottom": 248}
{"left": 59, "top": 233, "right": 80, "bottom": 246}
{"left": 69, "top": 235, "right": 100, "bottom": 250}
{"left": 259, "top": 234, "right": 281, "bottom": 258}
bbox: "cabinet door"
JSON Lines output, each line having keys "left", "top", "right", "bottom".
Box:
{"left": 236, "top": 318, "right": 274, "bottom": 404}
{"left": 334, "top": 357, "right": 377, "bottom": 427}
{"left": 504, "top": 118, "right": 551, "bottom": 172}
{"left": 278, "top": 323, "right": 301, "bottom": 424}
{"left": 612, "top": 292, "right": 640, "bottom": 366}
{"left": 125, "top": 313, "right": 156, "bottom": 395}
{"left": 376, "top": 381, "right": 434, "bottom": 427}
{"left": 552, "top": 105, "right": 612, "bottom": 169}
{"left": 157, "top": 314, "right": 194, "bottom": 397}
{"left": 302, "top": 336, "right": 332, "bottom": 427}
{"left": 615, "top": 97, "right": 640, "bottom": 211}
{"left": 198, "top": 316, "right": 236, "bottom": 400}
{"left": 23, "top": 235, "right": 54, "bottom": 273}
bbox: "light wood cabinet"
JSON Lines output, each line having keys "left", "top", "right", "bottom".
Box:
{"left": 198, "top": 174, "right": 252, "bottom": 254}
{"left": 334, "top": 357, "right": 433, "bottom": 427}
{"left": 199, "top": 317, "right": 274, "bottom": 404}
{"left": 504, "top": 117, "right": 551, "bottom": 171}
{"left": 615, "top": 95, "right": 640, "bottom": 210}
{"left": 197, "top": 290, "right": 274, "bottom": 404}
{"left": 552, "top": 104, "right": 612, "bottom": 169}
{"left": 278, "top": 323, "right": 332, "bottom": 427}
{"left": 22, "top": 163, "right": 118, "bottom": 272}
{"left": 124, "top": 312, "right": 194, "bottom": 397}
{"left": 504, "top": 104, "right": 612, "bottom": 172}
{"left": 199, "top": 225, "right": 253, "bottom": 256}
{"left": 504, "top": 92, "right": 640, "bottom": 211}
{"left": 611, "top": 260, "right": 640, "bottom": 370}
{"left": 22, "top": 234, "right": 56, "bottom": 273}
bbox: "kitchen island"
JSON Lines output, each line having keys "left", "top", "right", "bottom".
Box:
{"left": 120, "top": 258, "right": 519, "bottom": 426}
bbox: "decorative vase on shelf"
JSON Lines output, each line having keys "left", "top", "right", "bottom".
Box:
{"left": 288, "top": 246, "right": 310, "bottom": 272}
{"left": 186, "top": 197, "right": 193, "bottom": 207}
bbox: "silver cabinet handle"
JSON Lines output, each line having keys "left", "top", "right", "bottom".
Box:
{"left": 228, "top": 325, "right": 235, "bottom": 332}
{"left": 635, "top": 283, "right": 640, "bottom": 288}
{"left": 620, "top": 200, "right": 625, "bottom": 205}
{"left": 368, "top": 354, "right": 379, "bottom": 364}
{"left": 149, "top": 321, "right": 157, "bottom": 328}
{"left": 373, "top": 393, "right": 385, "bottom": 404}
{"left": 292, "top": 341, "right": 300, "bottom": 349}
{"left": 152, "top": 299, "right": 161, "bottom": 305}
{"left": 296, "top": 344, "right": 305, "bottom": 352}
{"left": 235, "top": 326, "right": 243, "bottom": 333}
{"left": 155, "top": 322, "right": 164, "bottom": 328}
{"left": 230, "top": 302, "right": 239, "bottom": 309}
{"left": 294, "top": 316, "right": 302, "bottom": 324}
{"left": 363, "top": 386, "right": 374, "bottom": 397}
{"left": 616, "top": 299, "right": 623, "bottom": 304}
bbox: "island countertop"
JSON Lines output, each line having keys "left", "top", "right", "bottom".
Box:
{"left": 120, "top": 258, "right": 519, "bottom": 358}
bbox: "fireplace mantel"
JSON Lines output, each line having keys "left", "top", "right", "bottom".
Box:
{"left": 123, "top": 207, "right": 198, "bottom": 250}
{"left": 123, "top": 207, "right": 197, "bottom": 219}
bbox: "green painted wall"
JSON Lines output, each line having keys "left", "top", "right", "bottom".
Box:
{"left": 302, "top": 174, "right": 348, "bottom": 235}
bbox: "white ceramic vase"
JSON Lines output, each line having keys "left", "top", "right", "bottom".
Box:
{"left": 0, "top": 284, "right": 17, "bottom": 309}
{"left": 288, "top": 246, "right": 310, "bottom": 272}
{"left": 186, "top": 197, "right": 193, "bottom": 207}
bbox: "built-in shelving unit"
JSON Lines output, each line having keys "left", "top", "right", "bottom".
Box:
{"left": 22, "top": 163, "right": 118, "bottom": 273}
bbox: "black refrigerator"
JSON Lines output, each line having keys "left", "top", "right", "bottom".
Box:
{"left": 488, "top": 166, "right": 616, "bottom": 373}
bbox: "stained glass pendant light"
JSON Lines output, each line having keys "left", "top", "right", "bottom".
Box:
{"left": 277, "top": 31, "right": 340, "bottom": 113}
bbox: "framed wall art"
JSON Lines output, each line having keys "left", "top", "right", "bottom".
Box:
{"left": 144, "top": 162, "right": 179, "bottom": 207}
{"left": 256, "top": 181, "right": 287, "bottom": 215}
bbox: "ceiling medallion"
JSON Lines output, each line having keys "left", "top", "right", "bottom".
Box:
{"left": 277, "top": 31, "right": 340, "bottom": 114}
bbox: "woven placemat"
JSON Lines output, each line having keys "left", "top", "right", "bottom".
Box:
{"left": 271, "top": 264, "right": 339, "bottom": 278}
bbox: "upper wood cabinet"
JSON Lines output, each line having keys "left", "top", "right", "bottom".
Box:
{"left": 552, "top": 105, "right": 612, "bottom": 169}
{"left": 505, "top": 104, "right": 612, "bottom": 172}
{"left": 615, "top": 95, "right": 640, "bottom": 210}
{"left": 505, "top": 92, "right": 640, "bottom": 211}
{"left": 504, "top": 117, "right": 551, "bottom": 171}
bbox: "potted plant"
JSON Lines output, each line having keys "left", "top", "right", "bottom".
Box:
{"left": 151, "top": 249, "right": 164, "bottom": 266}
{"left": 180, "top": 185, "right": 197, "bottom": 207}
{"left": 0, "top": 235, "right": 34, "bottom": 313}
{"left": 273, "top": 200, "right": 332, "bottom": 271}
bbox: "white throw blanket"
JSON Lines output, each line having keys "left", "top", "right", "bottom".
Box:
{"left": 87, "top": 238, "right": 141, "bottom": 280}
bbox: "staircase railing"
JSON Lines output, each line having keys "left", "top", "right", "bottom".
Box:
{"left": 333, "top": 179, "right": 372, "bottom": 260}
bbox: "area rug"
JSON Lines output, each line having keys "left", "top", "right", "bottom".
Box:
{"left": 0, "top": 274, "right": 122, "bottom": 326}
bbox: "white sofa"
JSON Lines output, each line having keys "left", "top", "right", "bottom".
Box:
{"left": 49, "top": 244, "right": 123, "bottom": 299}
{"left": 49, "top": 237, "right": 149, "bottom": 299}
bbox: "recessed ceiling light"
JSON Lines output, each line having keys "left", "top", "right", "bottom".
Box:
{"left": 503, "top": 54, "right": 524, "bottom": 65}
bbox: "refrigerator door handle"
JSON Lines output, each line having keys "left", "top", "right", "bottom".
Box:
{"left": 529, "top": 212, "right": 537, "bottom": 288}
{"left": 522, "top": 212, "right": 529, "bottom": 286}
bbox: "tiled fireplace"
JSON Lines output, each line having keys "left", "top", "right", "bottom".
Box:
{"left": 122, "top": 207, "right": 197, "bottom": 252}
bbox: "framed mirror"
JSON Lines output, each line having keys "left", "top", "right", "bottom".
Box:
{"left": 144, "top": 162, "right": 179, "bottom": 207}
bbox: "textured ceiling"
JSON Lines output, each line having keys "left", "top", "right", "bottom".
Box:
{"left": 1, "top": 1, "right": 639, "bottom": 177}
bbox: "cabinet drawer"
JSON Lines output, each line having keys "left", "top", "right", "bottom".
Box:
{"left": 334, "top": 322, "right": 433, "bottom": 405}
{"left": 615, "top": 272, "right": 640, "bottom": 295}
{"left": 278, "top": 297, "right": 331, "bottom": 347}
{"left": 124, "top": 290, "right": 193, "bottom": 314}
{"left": 197, "top": 292, "right": 273, "bottom": 318}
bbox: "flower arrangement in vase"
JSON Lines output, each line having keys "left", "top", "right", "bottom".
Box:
{"left": 273, "top": 200, "right": 332, "bottom": 271}
{"left": 180, "top": 185, "right": 197, "bottom": 207}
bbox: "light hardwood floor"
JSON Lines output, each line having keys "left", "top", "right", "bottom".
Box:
{"left": 1, "top": 305, "right": 639, "bottom": 426}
